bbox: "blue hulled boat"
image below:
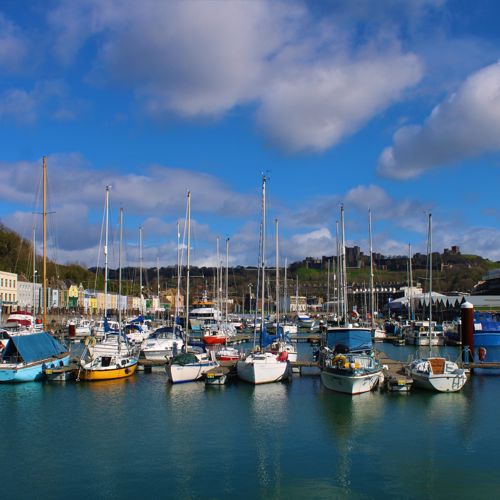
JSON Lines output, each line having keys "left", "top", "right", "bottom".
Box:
{"left": 0, "top": 332, "right": 71, "bottom": 383}
{"left": 474, "top": 312, "right": 500, "bottom": 347}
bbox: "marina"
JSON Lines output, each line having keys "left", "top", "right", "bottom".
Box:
{"left": 1, "top": 341, "right": 499, "bottom": 498}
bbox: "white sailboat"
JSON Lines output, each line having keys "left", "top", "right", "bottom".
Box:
{"left": 368, "top": 210, "right": 385, "bottom": 341}
{"left": 406, "top": 214, "right": 467, "bottom": 392}
{"left": 78, "top": 199, "right": 138, "bottom": 381}
{"left": 166, "top": 191, "right": 218, "bottom": 383}
{"left": 237, "top": 176, "right": 290, "bottom": 385}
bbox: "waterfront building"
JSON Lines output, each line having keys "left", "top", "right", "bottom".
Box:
{"left": 0, "top": 271, "right": 18, "bottom": 316}
{"left": 17, "top": 280, "right": 42, "bottom": 314}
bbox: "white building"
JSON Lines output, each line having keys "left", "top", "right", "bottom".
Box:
{"left": 17, "top": 280, "right": 42, "bottom": 313}
{"left": 1, "top": 271, "right": 18, "bottom": 315}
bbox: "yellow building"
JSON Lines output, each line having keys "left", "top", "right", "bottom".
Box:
{"left": 0, "top": 270, "right": 18, "bottom": 314}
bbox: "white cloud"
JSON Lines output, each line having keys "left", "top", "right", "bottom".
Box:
{"left": 46, "top": 0, "right": 422, "bottom": 152}
{"left": 258, "top": 51, "right": 422, "bottom": 152}
{"left": 378, "top": 61, "right": 500, "bottom": 179}
{"left": 0, "top": 13, "right": 28, "bottom": 72}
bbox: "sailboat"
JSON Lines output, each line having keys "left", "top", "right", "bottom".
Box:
{"left": 319, "top": 205, "right": 383, "bottom": 395}
{"left": 78, "top": 198, "right": 138, "bottom": 381}
{"left": 406, "top": 214, "right": 467, "bottom": 392}
{"left": 166, "top": 191, "right": 218, "bottom": 383}
{"left": 368, "top": 210, "right": 385, "bottom": 341}
{"left": 141, "top": 221, "right": 184, "bottom": 361}
{"left": 237, "top": 176, "right": 291, "bottom": 385}
{"left": 0, "top": 157, "right": 71, "bottom": 382}
{"left": 266, "top": 219, "right": 297, "bottom": 362}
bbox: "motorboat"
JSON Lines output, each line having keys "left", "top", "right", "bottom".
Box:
{"left": 320, "top": 350, "right": 383, "bottom": 395}
{"left": 141, "top": 326, "right": 184, "bottom": 361}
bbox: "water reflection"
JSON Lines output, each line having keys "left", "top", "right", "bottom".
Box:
{"left": 249, "top": 382, "right": 290, "bottom": 497}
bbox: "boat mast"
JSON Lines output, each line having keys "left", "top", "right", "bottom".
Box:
{"left": 175, "top": 220, "right": 181, "bottom": 332}
{"left": 216, "top": 236, "right": 221, "bottom": 320}
{"left": 139, "top": 225, "right": 143, "bottom": 316}
{"left": 157, "top": 256, "right": 160, "bottom": 310}
{"left": 104, "top": 185, "right": 110, "bottom": 324}
{"left": 369, "top": 209, "right": 375, "bottom": 329}
{"left": 341, "top": 205, "right": 348, "bottom": 323}
{"left": 32, "top": 225, "right": 36, "bottom": 318}
{"left": 261, "top": 175, "right": 267, "bottom": 344}
{"left": 225, "top": 237, "right": 229, "bottom": 321}
{"left": 284, "top": 256, "right": 288, "bottom": 315}
{"left": 326, "top": 259, "right": 330, "bottom": 315}
{"left": 185, "top": 191, "right": 191, "bottom": 348}
{"left": 408, "top": 243, "right": 414, "bottom": 321}
{"left": 336, "top": 220, "right": 340, "bottom": 321}
{"left": 42, "top": 156, "right": 47, "bottom": 331}
{"left": 428, "top": 214, "right": 433, "bottom": 338}
{"left": 118, "top": 208, "right": 123, "bottom": 353}
{"left": 275, "top": 219, "right": 280, "bottom": 330}
{"left": 295, "top": 275, "right": 299, "bottom": 316}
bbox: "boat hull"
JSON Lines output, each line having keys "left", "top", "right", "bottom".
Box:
{"left": 78, "top": 361, "right": 138, "bottom": 381}
{"left": 236, "top": 357, "right": 290, "bottom": 385}
{"left": 167, "top": 361, "right": 218, "bottom": 383}
{"left": 201, "top": 336, "right": 226, "bottom": 345}
{"left": 0, "top": 353, "right": 71, "bottom": 383}
{"left": 320, "top": 368, "right": 382, "bottom": 395}
{"left": 410, "top": 371, "right": 467, "bottom": 392}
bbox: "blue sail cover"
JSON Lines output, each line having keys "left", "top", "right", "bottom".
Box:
{"left": 130, "top": 315, "right": 145, "bottom": 324}
{"left": 261, "top": 325, "right": 280, "bottom": 348}
{"left": 1, "top": 332, "right": 67, "bottom": 363}
{"left": 326, "top": 328, "right": 373, "bottom": 351}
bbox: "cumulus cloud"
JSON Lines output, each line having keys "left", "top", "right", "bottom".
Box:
{"left": 0, "top": 13, "right": 28, "bottom": 72}
{"left": 258, "top": 51, "right": 422, "bottom": 152}
{"left": 378, "top": 61, "right": 500, "bottom": 179}
{"left": 45, "top": 0, "right": 422, "bottom": 152}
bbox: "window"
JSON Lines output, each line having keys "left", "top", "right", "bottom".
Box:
{"left": 0, "top": 278, "right": 3, "bottom": 286}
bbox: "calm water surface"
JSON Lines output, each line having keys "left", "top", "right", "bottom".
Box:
{"left": 1, "top": 343, "right": 499, "bottom": 499}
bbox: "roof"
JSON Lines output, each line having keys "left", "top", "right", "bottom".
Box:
{"left": 1, "top": 332, "right": 67, "bottom": 363}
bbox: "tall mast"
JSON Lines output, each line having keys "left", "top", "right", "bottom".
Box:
{"left": 295, "top": 275, "right": 299, "bottom": 316}
{"left": 261, "top": 176, "right": 267, "bottom": 335}
{"left": 156, "top": 256, "right": 160, "bottom": 304}
{"left": 284, "top": 256, "right": 288, "bottom": 315}
{"left": 275, "top": 219, "right": 280, "bottom": 329}
{"left": 369, "top": 209, "right": 375, "bottom": 329}
{"left": 225, "top": 237, "right": 229, "bottom": 321}
{"left": 216, "top": 236, "right": 221, "bottom": 317}
{"left": 139, "top": 225, "right": 143, "bottom": 315}
{"left": 428, "top": 214, "right": 433, "bottom": 337}
{"left": 336, "top": 220, "right": 340, "bottom": 321}
{"left": 176, "top": 220, "right": 181, "bottom": 330}
{"left": 185, "top": 191, "right": 191, "bottom": 347}
{"left": 42, "top": 157, "right": 47, "bottom": 330}
{"left": 32, "top": 225, "right": 37, "bottom": 317}
{"left": 408, "top": 243, "right": 414, "bottom": 321}
{"left": 341, "top": 205, "right": 348, "bottom": 323}
{"left": 104, "top": 185, "right": 110, "bottom": 322}
{"left": 118, "top": 208, "right": 123, "bottom": 353}
{"left": 326, "top": 259, "right": 330, "bottom": 315}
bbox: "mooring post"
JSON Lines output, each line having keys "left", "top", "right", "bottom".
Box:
{"left": 461, "top": 301, "right": 474, "bottom": 365}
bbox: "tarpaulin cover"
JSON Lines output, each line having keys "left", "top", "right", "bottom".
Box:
{"left": 1, "top": 332, "right": 67, "bottom": 363}
{"left": 326, "top": 328, "right": 373, "bottom": 351}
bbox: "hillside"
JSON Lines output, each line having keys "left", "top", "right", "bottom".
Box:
{"left": 0, "top": 223, "right": 95, "bottom": 287}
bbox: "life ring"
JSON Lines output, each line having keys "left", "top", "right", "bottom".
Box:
{"left": 333, "top": 354, "right": 346, "bottom": 365}
{"left": 478, "top": 347, "right": 487, "bottom": 361}
{"left": 276, "top": 351, "right": 288, "bottom": 362}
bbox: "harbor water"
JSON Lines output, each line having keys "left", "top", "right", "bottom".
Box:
{"left": 1, "top": 343, "right": 500, "bottom": 499}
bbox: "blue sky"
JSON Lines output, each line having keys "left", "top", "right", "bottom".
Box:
{"left": 0, "top": 0, "right": 500, "bottom": 269}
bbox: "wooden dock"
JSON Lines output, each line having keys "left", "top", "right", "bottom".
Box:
{"left": 377, "top": 352, "right": 413, "bottom": 392}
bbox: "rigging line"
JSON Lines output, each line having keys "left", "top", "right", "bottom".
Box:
{"left": 94, "top": 190, "right": 107, "bottom": 293}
